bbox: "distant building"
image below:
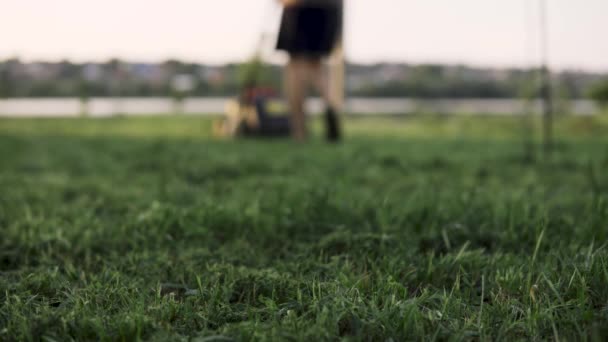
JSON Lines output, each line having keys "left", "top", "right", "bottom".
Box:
{"left": 201, "top": 67, "right": 225, "bottom": 87}
{"left": 377, "top": 64, "right": 407, "bottom": 83}
{"left": 83, "top": 64, "right": 103, "bottom": 82}
{"left": 129, "top": 63, "right": 165, "bottom": 85}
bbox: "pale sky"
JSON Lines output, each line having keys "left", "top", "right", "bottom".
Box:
{"left": 1, "top": 0, "right": 607, "bottom": 71}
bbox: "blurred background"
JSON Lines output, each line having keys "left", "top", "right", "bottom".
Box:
{"left": 0, "top": 0, "right": 607, "bottom": 117}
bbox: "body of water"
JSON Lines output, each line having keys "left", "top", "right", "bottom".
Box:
{"left": 0, "top": 97, "right": 599, "bottom": 117}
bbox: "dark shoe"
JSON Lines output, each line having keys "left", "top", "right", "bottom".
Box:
{"left": 325, "top": 107, "right": 341, "bottom": 142}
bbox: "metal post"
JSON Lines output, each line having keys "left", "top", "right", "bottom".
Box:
{"left": 539, "top": 0, "right": 553, "bottom": 155}
{"left": 329, "top": 0, "right": 345, "bottom": 111}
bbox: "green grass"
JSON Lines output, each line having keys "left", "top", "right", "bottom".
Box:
{"left": 1, "top": 114, "right": 608, "bottom": 341}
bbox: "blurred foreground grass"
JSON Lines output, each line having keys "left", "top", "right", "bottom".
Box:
{"left": 1, "top": 114, "right": 608, "bottom": 341}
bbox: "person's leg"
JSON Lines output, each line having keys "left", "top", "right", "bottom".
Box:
{"left": 285, "top": 57, "right": 308, "bottom": 141}
{"left": 308, "top": 58, "right": 341, "bottom": 142}
{"left": 308, "top": 59, "right": 332, "bottom": 106}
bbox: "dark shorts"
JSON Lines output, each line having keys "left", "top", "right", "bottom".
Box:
{"left": 276, "top": 5, "right": 341, "bottom": 58}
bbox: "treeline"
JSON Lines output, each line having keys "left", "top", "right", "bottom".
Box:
{"left": 346, "top": 64, "right": 604, "bottom": 99}
{"left": 0, "top": 59, "right": 248, "bottom": 98}
{"left": 0, "top": 58, "right": 604, "bottom": 99}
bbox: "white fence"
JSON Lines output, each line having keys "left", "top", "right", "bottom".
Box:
{"left": 0, "top": 97, "right": 599, "bottom": 117}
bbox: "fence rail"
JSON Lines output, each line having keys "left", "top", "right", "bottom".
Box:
{"left": 0, "top": 97, "right": 599, "bottom": 117}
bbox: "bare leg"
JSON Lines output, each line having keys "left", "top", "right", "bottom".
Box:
{"left": 308, "top": 59, "right": 341, "bottom": 142}
{"left": 308, "top": 59, "right": 335, "bottom": 108}
{"left": 286, "top": 57, "right": 308, "bottom": 141}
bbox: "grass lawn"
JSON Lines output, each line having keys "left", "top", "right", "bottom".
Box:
{"left": 1, "top": 114, "right": 608, "bottom": 341}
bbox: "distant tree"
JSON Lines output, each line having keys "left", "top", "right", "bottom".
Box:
{"left": 589, "top": 80, "right": 608, "bottom": 110}
{"left": 58, "top": 60, "right": 81, "bottom": 79}
{"left": 106, "top": 59, "right": 126, "bottom": 115}
{"left": 107, "top": 58, "right": 122, "bottom": 71}
{"left": 238, "top": 57, "right": 267, "bottom": 89}
{"left": 161, "top": 59, "right": 187, "bottom": 76}
{"left": 170, "top": 74, "right": 195, "bottom": 114}
{"left": 554, "top": 82, "right": 573, "bottom": 116}
{"left": 0, "top": 63, "right": 9, "bottom": 98}
{"left": 77, "top": 79, "right": 91, "bottom": 116}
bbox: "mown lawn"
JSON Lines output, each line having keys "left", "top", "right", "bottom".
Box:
{"left": 1, "top": 115, "right": 608, "bottom": 341}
